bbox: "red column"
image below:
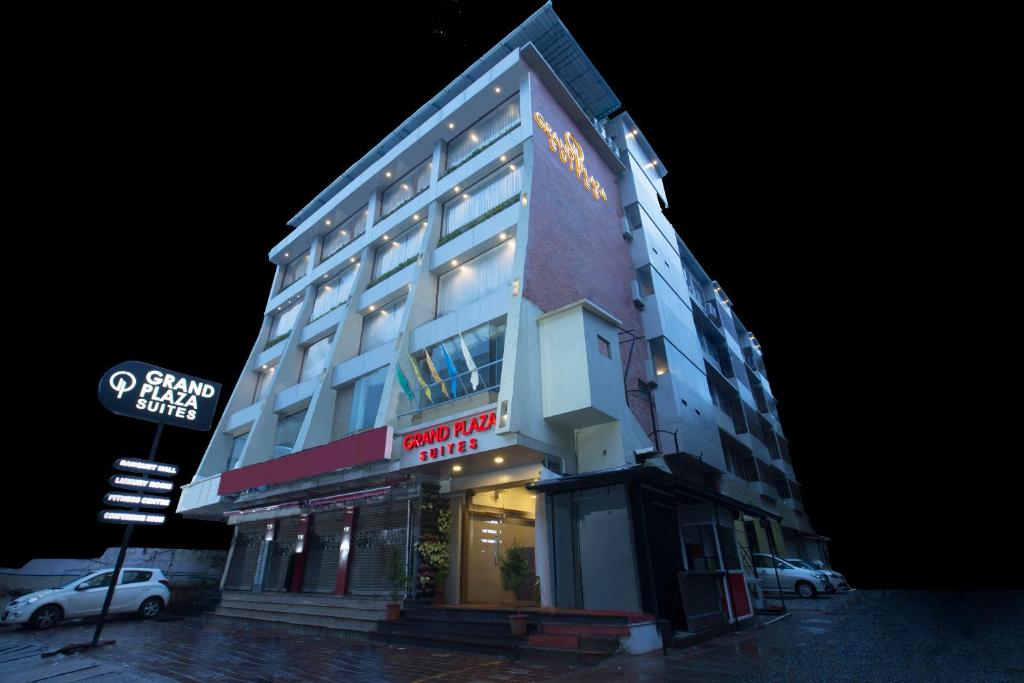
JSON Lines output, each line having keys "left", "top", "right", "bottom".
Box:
{"left": 335, "top": 508, "right": 357, "bottom": 595}
{"left": 290, "top": 515, "right": 310, "bottom": 593}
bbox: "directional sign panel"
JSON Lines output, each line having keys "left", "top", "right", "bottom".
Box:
{"left": 98, "top": 360, "right": 221, "bottom": 431}
{"left": 113, "top": 458, "right": 179, "bottom": 478}
{"left": 103, "top": 492, "right": 173, "bottom": 509}
{"left": 109, "top": 475, "right": 175, "bottom": 493}
{"left": 98, "top": 510, "right": 166, "bottom": 526}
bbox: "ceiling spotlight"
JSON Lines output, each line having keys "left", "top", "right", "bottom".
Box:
{"left": 325, "top": 219, "right": 331, "bottom": 225}
{"left": 385, "top": 171, "right": 392, "bottom": 178}
{"left": 448, "top": 122, "right": 455, "bottom": 129}
{"left": 450, "top": 259, "right": 458, "bottom": 267}
{"left": 368, "top": 305, "right": 375, "bottom": 312}
{"left": 453, "top": 464, "right": 462, "bottom": 472}
{"left": 494, "top": 456, "right": 504, "bottom": 464}
{"left": 494, "top": 86, "right": 501, "bottom": 94}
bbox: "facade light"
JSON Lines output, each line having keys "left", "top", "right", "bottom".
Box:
{"left": 494, "top": 86, "right": 501, "bottom": 93}
{"left": 284, "top": 252, "right": 289, "bottom": 258}
{"left": 494, "top": 456, "right": 504, "bottom": 464}
{"left": 500, "top": 155, "right": 506, "bottom": 161}
{"left": 368, "top": 305, "right": 375, "bottom": 312}
{"left": 383, "top": 235, "right": 389, "bottom": 241}
{"left": 402, "top": 184, "right": 410, "bottom": 190}
{"left": 450, "top": 259, "right": 458, "bottom": 267}
{"left": 448, "top": 122, "right": 455, "bottom": 129}
{"left": 350, "top": 257, "right": 357, "bottom": 263}
{"left": 499, "top": 233, "right": 507, "bottom": 240}
{"left": 453, "top": 464, "right": 462, "bottom": 472}
{"left": 385, "top": 171, "right": 392, "bottom": 178}
{"left": 325, "top": 219, "right": 331, "bottom": 225}
{"left": 454, "top": 186, "right": 461, "bottom": 192}
{"left": 413, "top": 214, "right": 419, "bottom": 220}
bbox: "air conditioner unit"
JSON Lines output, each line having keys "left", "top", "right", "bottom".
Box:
{"left": 631, "top": 280, "right": 645, "bottom": 309}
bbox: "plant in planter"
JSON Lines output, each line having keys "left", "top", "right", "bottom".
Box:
{"left": 383, "top": 544, "right": 407, "bottom": 620}
{"left": 499, "top": 539, "right": 536, "bottom": 636}
{"left": 415, "top": 508, "right": 450, "bottom": 604}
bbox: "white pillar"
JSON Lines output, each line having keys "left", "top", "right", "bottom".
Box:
{"left": 534, "top": 491, "right": 553, "bottom": 607}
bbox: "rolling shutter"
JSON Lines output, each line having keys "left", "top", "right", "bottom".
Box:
{"left": 263, "top": 516, "right": 301, "bottom": 592}
{"left": 224, "top": 522, "right": 263, "bottom": 591}
{"left": 301, "top": 510, "right": 347, "bottom": 593}
{"left": 331, "top": 385, "right": 354, "bottom": 441}
{"left": 347, "top": 502, "right": 408, "bottom": 597}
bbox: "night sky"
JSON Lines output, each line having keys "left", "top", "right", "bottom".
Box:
{"left": 6, "top": 3, "right": 1001, "bottom": 589}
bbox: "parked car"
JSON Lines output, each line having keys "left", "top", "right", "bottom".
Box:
{"left": 1, "top": 568, "right": 171, "bottom": 630}
{"left": 786, "top": 558, "right": 851, "bottom": 592}
{"left": 752, "top": 553, "right": 831, "bottom": 597}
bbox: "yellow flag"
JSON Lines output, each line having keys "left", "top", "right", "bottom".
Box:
{"left": 423, "top": 349, "right": 450, "bottom": 399}
{"left": 408, "top": 354, "right": 433, "bottom": 402}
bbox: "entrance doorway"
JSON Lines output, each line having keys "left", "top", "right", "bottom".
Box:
{"left": 462, "top": 487, "right": 537, "bottom": 605}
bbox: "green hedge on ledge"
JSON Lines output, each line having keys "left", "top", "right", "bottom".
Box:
{"left": 265, "top": 330, "right": 291, "bottom": 349}
{"left": 366, "top": 256, "right": 418, "bottom": 290}
{"left": 437, "top": 194, "right": 521, "bottom": 246}
{"left": 440, "top": 122, "right": 521, "bottom": 179}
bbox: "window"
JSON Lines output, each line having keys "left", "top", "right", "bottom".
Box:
{"left": 281, "top": 250, "right": 310, "bottom": 289}
{"left": 597, "top": 335, "right": 611, "bottom": 358}
{"left": 648, "top": 337, "right": 669, "bottom": 376}
{"left": 269, "top": 301, "right": 301, "bottom": 341}
{"left": 79, "top": 572, "right": 113, "bottom": 590}
{"left": 321, "top": 206, "right": 368, "bottom": 261}
{"left": 121, "top": 571, "right": 153, "bottom": 584}
{"left": 406, "top": 320, "right": 506, "bottom": 409}
{"left": 636, "top": 265, "right": 655, "bottom": 298}
{"left": 372, "top": 222, "right": 426, "bottom": 281}
{"left": 274, "top": 409, "right": 307, "bottom": 458}
{"left": 299, "top": 337, "right": 332, "bottom": 383}
{"left": 349, "top": 367, "right": 387, "bottom": 433}
{"left": 360, "top": 296, "right": 406, "bottom": 352}
{"left": 681, "top": 525, "right": 719, "bottom": 572}
{"left": 379, "top": 158, "right": 431, "bottom": 218}
{"left": 442, "top": 156, "right": 522, "bottom": 236}
{"left": 436, "top": 238, "right": 515, "bottom": 316}
{"left": 227, "top": 432, "right": 248, "bottom": 470}
{"left": 445, "top": 95, "right": 520, "bottom": 172}
{"left": 253, "top": 366, "right": 275, "bottom": 403}
{"left": 312, "top": 263, "right": 358, "bottom": 320}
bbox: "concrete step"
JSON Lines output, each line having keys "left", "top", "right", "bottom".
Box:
{"left": 216, "top": 599, "right": 386, "bottom": 621}
{"left": 220, "top": 590, "right": 385, "bottom": 610}
{"left": 213, "top": 605, "right": 380, "bottom": 632}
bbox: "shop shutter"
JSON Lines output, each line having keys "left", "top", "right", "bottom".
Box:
{"left": 347, "top": 501, "right": 408, "bottom": 597}
{"left": 331, "top": 385, "right": 354, "bottom": 442}
{"left": 224, "top": 522, "right": 264, "bottom": 591}
{"left": 301, "top": 510, "right": 347, "bottom": 593}
{"left": 263, "top": 516, "right": 301, "bottom": 592}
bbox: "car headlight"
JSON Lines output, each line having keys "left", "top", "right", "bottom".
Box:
{"left": 814, "top": 573, "right": 827, "bottom": 581}
{"left": 11, "top": 595, "right": 41, "bottom": 607}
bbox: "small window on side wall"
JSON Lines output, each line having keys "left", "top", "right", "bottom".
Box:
{"left": 597, "top": 335, "right": 611, "bottom": 358}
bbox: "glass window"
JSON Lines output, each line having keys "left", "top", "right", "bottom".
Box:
{"left": 121, "top": 571, "right": 153, "bottom": 584}
{"left": 681, "top": 525, "right": 719, "bottom": 572}
{"left": 597, "top": 335, "right": 611, "bottom": 358}
{"left": 445, "top": 95, "right": 520, "bottom": 172}
{"left": 281, "top": 250, "right": 310, "bottom": 289}
{"left": 270, "top": 301, "right": 301, "bottom": 341}
{"left": 372, "top": 222, "right": 426, "bottom": 281}
{"left": 407, "top": 320, "right": 506, "bottom": 408}
{"left": 349, "top": 367, "right": 387, "bottom": 433}
{"left": 253, "top": 366, "right": 275, "bottom": 403}
{"left": 312, "top": 264, "right": 358, "bottom": 320}
{"left": 649, "top": 337, "right": 669, "bottom": 376}
{"left": 227, "top": 432, "right": 248, "bottom": 470}
{"left": 379, "top": 158, "right": 431, "bottom": 218}
{"left": 300, "top": 337, "right": 332, "bottom": 383}
{"left": 274, "top": 409, "right": 307, "bottom": 458}
{"left": 436, "top": 237, "right": 515, "bottom": 316}
{"left": 321, "top": 206, "right": 368, "bottom": 261}
{"left": 442, "top": 156, "right": 522, "bottom": 236}
{"left": 637, "top": 265, "right": 655, "bottom": 298}
{"left": 360, "top": 296, "right": 406, "bottom": 352}
{"left": 79, "top": 572, "right": 113, "bottom": 590}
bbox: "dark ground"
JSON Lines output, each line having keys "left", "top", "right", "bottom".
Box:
{"left": 2, "top": 591, "right": 1021, "bottom": 682}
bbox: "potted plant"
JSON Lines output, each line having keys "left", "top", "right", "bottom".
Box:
{"left": 499, "top": 539, "right": 535, "bottom": 636}
{"left": 416, "top": 508, "right": 451, "bottom": 604}
{"left": 383, "top": 545, "right": 407, "bottom": 621}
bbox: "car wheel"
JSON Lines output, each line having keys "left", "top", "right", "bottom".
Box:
{"left": 795, "top": 581, "right": 817, "bottom": 598}
{"left": 138, "top": 597, "right": 163, "bottom": 619}
{"left": 28, "top": 604, "right": 63, "bottom": 630}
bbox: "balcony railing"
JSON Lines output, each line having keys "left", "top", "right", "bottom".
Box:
{"left": 399, "top": 359, "right": 502, "bottom": 416}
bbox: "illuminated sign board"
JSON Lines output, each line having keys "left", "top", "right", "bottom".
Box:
{"left": 98, "top": 360, "right": 221, "bottom": 431}
{"left": 113, "top": 458, "right": 178, "bottom": 477}
{"left": 98, "top": 510, "right": 166, "bottom": 526}
{"left": 109, "top": 475, "right": 175, "bottom": 493}
{"left": 533, "top": 112, "right": 608, "bottom": 202}
{"left": 103, "top": 492, "right": 172, "bottom": 509}
{"left": 403, "top": 410, "right": 496, "bottom": 461}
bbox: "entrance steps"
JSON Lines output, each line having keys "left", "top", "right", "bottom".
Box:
{"left": 209, "top": 590, "right": 387, "bottom": 637}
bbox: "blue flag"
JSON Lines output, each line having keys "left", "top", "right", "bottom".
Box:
{"left": 441, "top": 343, "right": 459, "bottom": 398}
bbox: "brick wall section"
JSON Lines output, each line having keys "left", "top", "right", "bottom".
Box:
{"left": 523, "top": 70, "right": 653, "bottom": 435}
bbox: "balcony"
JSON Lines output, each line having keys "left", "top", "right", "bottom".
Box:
{"left": 397, "top": 359, "right": 502, "bottom": 426}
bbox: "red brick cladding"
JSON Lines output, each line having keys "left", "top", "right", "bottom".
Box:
{"left": 523, "top": 70, "right": 653, "bottom": 435}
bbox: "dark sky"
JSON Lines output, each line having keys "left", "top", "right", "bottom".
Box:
{"left": 6, "top": 3, "right": 1000, "bottom": 589}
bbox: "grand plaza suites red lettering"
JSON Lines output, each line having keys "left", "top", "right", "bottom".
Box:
{"left": 404, "top": 411, "right": 497, "bottom": 461}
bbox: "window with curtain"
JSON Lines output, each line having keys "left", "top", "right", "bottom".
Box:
{"left": 349, "top": 367, "right": 387, "bottom": 433}
{"left": 437, "top": 238, "right": 515, "bottom": 316}
{"left": 226, "top": 432, "right": 248, "bottom": 470}
{"left": 442, "top": 156, "right": 522, "bottom": 236}
{"left": 372, "top": 222, "right": 425, "bottom": 280}
{"left": 300, "top": 336, "right": 332, "bottom": 383}
{"left": 281, "top": 250, "right": 310, "bottom": 289}
{"left": 312, "top": 263, "right": 358, "bottom": 319}
{"left": 270, "top": 301, "right": 302, "bottom": 340}
{"left": 274, "top": 409, "right": 307, "bottom": 458}
{"left": 407, "top": 320, "right": 506, "bottom": 409}
{"left": 321, "top": 206, "right": 368, "bottom": 261}
{"left": 444, "top": 95, "right": 520, "bottom": 172}
{"left": 360, "top": 296, "right": 406, "bottom": 352}
{"left": 252, "top": 366, "right": 276, "bottom": 403}
{"left": 379, "top": 158, "right": 431, "bottom": 218}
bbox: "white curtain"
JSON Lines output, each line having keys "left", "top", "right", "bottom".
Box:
{"left": 437, "top": 239, "right": 515, "bottom": 316}
{"left": 321, "top": 206, "right": 368, "bottom": 261}
{"left": 445, "top": 95, "right": 520, "bottom": 171}
{"left": 253, "top": 366, "right": 275, "bottom": 402}
{"left": 380, "top": 158, "right": 431, "bottom": 216}
{"left": 349, "top": 367, "right": 386, "bottom": 433}
{"left": 372, "top": 222, "right": 425, "bottom": 279}
{"left": 300, "top": 337, "right": 332, "bottom": 382}
{"left": 312, "top": 263, "right": 358, "bottom": 318}
{"left": 443, "top": 157, "right": 522, "bottom": 235}
{"left": 360, "top": 296, "right": 406, "bottom": 352}
{"left": 271, "top": 301, "right": 301, "bottom": 338}
{"left": 281, "top": 250, "right": 310, "bottom": 288}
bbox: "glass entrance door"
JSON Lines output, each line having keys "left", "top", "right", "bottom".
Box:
{"left": 464, "top": 509, "right": 535, "bottom": 605}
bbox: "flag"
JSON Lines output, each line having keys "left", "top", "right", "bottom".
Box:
{"left": 424, "top": 349, "right": 450, "bottom": 399}
{"left": 408, "top": 354, "right": 432, "bottom": 402}
{"left": 441, "top": 343, "right": 459, "bottom": 398}
{"left": 459, "top": 333, "right": 480, "bottom": 390}
{"left": 395, "top": 362, "right": 415, "bottom": 402}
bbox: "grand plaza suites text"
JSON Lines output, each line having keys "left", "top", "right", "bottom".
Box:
{"left": 178, "top": 3, "right": 826, "bottom": 653}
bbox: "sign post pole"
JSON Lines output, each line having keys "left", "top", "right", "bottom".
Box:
{"left": 90, "top": 423, "right": 163, "bottom": 648}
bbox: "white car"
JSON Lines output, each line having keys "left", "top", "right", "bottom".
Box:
{"left": 786, "top": 558, "right": 851, "bottom": 592}
{"left": 2, "top": 568, "right": 171, "bottom": 630}
{"left": 752, "top": 554, "right": 831, "bottom": 598}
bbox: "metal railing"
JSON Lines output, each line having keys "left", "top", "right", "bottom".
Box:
{"left": 400, "top": 359, "right": 502, "bottom": 415}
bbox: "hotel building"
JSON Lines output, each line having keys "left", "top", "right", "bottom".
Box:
{"left": 178, "top": 3, "right": 826, "bottom": 640}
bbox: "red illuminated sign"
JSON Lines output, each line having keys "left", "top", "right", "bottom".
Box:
{"left": 403, "top": 410, "right": 497, "bottom": 461}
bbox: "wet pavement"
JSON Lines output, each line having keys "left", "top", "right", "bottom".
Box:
{"left": 1, "top": 591, "right": 1021, "bottom": 681}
